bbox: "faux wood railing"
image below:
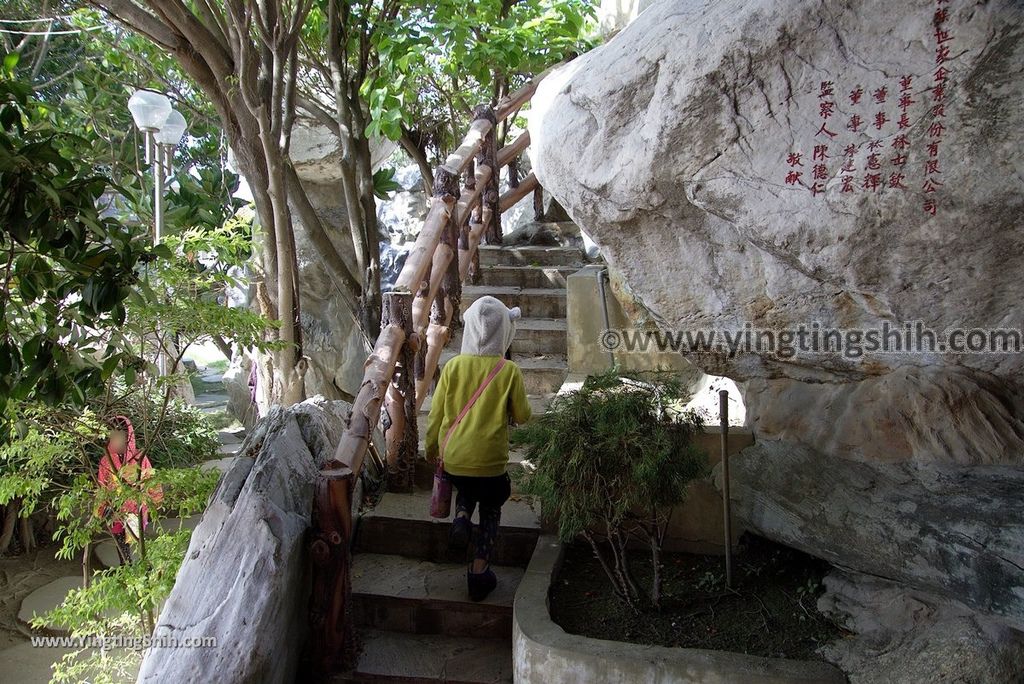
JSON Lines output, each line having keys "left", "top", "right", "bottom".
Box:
{"left": 307, "top": 73, "right": 547, "bottom": 675}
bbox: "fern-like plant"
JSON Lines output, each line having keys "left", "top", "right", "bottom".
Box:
{"left": 513, "top": 369, "right": 708, "bottom": 610}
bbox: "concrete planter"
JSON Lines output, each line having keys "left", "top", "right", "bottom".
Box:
{"left": 512, "top": 535, "right": 847, "bottom": 683}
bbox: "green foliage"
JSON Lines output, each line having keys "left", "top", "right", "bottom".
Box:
{"left": 514, "top": 368, "right": 708, "bottom": 608}
{"left": 40, "top": 466, "right": 218, "bottom": 684}
{"left": 0, "top": 60, "right": 157, "bottom": 417}
{"left": 372, "top": 166, "right": 403, "bottom": 200}
{"left": 304, "top": 0, "right": 596, "bottom": 160}
{"left": 371, "top": 0, "right": 597, "bottom": 153}
{"left": 98, "top": 386, "right": 219, "bottom": 469}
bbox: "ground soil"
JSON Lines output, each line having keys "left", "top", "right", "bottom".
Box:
{"left": 549, "top": 534, "right": 844, "bottom": 661}
{"left": 0, "top": 543, "right": 80, "bottom": 650}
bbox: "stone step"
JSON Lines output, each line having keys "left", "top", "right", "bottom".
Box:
{"left": 462, "top": 285, "right": 566, "bottom": 319}
{"left": 18, "top": 576, "right": 120, "bottom": 634}
{"left": 333, "top": 629, "right": 511, "bottom": 683}
{"left": 478, "top": 244, "right": 584, "bottom": 267}
{"left": 351, "top": 554, "right": 522, "bottom": 638}
{"left": 437, "top": 351, "right": 568, "bottom": 396}
{"left": 355, "top": 490, "right": 539, "bottom": 567}
{"left": 510, "top": 317, "right": 567, "bottom": 355}
{"left": 510, "top": 355, "right": 568, "bottom": 395}
{"left": 94, "top": 539, "right": 123, "bottom": 568}
{"left": 217, "top": 427, "right": 245, "bottom": 445}
{"left": 200, "top": 455, "right": 238, "bottom": 473}
{"left": 477, "top": 265, "right": 578, "bottom": 289}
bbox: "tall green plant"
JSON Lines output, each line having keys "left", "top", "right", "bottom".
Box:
{"left": 514, "top": 369, "right": 708, "bottom": 610}
{"left": 0, "top": 58, "right": 156, "bottom": 421}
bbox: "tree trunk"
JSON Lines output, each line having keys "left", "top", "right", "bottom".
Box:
{"left": 18, "top": 514, "right": 35, "bottom": 553}
{"left": 0, "top": 499, "right": 20, "bottom": 555}
{"left": 400, "top": 127, "right": 434, "bottom": 196}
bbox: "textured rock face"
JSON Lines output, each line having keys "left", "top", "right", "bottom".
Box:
{"left": 530, "top": 0, "right": 1024, "bottom": 465}
{"left": 817, "top": 569, "right": 1024, "bottom": 684}
{"left": 138, "top": 398, "right": 349, "bottom": 684}
{"left": 724, "top": 441, "right": 1024, "bottom": 629}
{"left": 291, "top": 178, "right": 373, "bottom": 402}
{"left": 283, "top": 122, "right": 392, "bottom": 403}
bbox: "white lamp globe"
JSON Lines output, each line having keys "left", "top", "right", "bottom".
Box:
{"left": 127, "top": 90, "right": 172, "bottom": 131}
{"left": 155, "top": 109, "right": 187, "bottom": 147}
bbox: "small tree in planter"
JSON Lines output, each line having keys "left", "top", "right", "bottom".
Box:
{"left": 514, "top": 369, "right": 708, "bottom": 611}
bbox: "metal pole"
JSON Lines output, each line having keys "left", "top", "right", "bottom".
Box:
{"left": 720, "top": 388, "right": 733, "bottom": 588}
{"left": 152, "top": 136, "right": 167, "bottom": 376}
{"left": 596, "top": 267, "right": 615, "bottom": 369}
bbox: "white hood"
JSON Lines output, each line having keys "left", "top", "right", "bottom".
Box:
{"left": 460, "top": 295, "right": 521, "bottom": 356}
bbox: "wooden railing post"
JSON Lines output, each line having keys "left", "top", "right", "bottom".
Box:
{"left": 382, "top": 291, "right": 417, "bottom": 492}
{"left": 308, "top": 465, "right": 355, "bottom": 676}
{"left": 473, "top": 104, "right": 501, "bottom": 245}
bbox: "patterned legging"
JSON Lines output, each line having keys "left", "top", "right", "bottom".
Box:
{"left": 445, "top": 472, "right": 511, "bottom": 563}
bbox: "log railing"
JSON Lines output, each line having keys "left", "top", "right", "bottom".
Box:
{"left": 308, "top": 72, "right": 549, "bottom": 675}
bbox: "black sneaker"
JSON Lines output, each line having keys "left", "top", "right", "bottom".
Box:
{"left": 467, "top": 567, "right": 497, "bottom": 602}
{"left": 448, "top": 515, "right": 472, "bottom": 551}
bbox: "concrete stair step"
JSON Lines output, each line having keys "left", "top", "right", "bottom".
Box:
{"left": 333, "top": 629, "right": 511, "bottom": 683}
{"left": 478, "top": 244, "right": 584, "bottom": 267}
{"left": 477, "top": 264, "right": 578, "bottom": 289}
{"left": 217, "top": 427, "right": 245, "bottom": 445}
{"left": 509, "top": 355, "right": 568, "bottom": 395}
{"left": 355, "top": 490, "right": 539, "bottom": 567}
{"left": 351, "top": 554, "right": 523, "bottom": 638}
{"left": 510, "top": 317, "right": 567, "bottom": 355}
{"left": 462, "top": 285, "right": 566, "bottom": 319}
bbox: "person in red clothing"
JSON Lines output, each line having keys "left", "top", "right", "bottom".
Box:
{"left": 96, "top": 415, "right": 162, "bottom": 562}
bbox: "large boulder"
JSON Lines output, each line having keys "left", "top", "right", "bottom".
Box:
{"left": 723, "top": 441, "right": 1024, "bottom": 629}
{"left": 137, "top": 398, "right": 350, "bottom": 684}
{"left": 529, "top": 0, "right": 1024, "bottom": 672}
{"left": 529, "top": 0, "right": 1024, "bottom": 465}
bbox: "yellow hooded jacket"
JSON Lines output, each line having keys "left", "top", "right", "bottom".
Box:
{"left": 425, "top": 296, "right": 532, "bottom": 477}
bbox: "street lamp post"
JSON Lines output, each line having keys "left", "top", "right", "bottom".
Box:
{"left": 127, "top": 90, "right": 187, "bottom": 376}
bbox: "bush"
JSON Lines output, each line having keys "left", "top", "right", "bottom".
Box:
{"left": 97, "top": 384, "right": 219, "bottom": 469}
{"left": 513, "top": 368, "right": 709, "bottom": 610}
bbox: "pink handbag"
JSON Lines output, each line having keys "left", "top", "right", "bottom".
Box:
{"left": 430, "top": 358, "right": 507, "bottom": 518}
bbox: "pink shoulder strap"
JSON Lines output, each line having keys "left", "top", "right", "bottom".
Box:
{"left": 440, "top": 358, "right": 507, "bottom": 461}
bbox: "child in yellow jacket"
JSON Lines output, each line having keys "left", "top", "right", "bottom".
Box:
{"left": 426, "top": 295, "right": 531, "bottom": 601}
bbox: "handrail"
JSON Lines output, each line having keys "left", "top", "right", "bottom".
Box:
{"left": 310, "top": 70, "right": 552, "bottom": 677}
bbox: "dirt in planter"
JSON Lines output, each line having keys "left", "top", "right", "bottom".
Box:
{"left": 549, "top": 533, "right": 844, "bottom": 661}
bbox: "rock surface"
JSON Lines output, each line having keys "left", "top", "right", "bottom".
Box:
{"left": 529, "top": 0, "right": 1024, "bottom": 466}
{"left": 818, "top": 569, "right": 1024, "bottom": 684}
{"left": 722, "top": 441, "right": 1024, "bottom": 630}
{"left": 136, "top": 398, "right": 350, "bottom": 684}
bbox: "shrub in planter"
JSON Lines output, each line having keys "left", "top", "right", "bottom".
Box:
{"left": 514, "top": 369, "right": 708, "bottom": 610}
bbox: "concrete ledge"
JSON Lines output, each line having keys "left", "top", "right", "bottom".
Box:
{"left": 513, "top": 535, "right": 847, "bottom": 683}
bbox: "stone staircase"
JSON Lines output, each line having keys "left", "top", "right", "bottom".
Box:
{"left": 336, "top": 241, "right": 584, "bottom": 682}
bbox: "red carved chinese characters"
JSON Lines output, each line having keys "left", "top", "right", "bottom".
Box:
{"left": 783, "top": 1, "right": 954, "bottom": 214}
